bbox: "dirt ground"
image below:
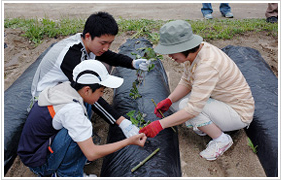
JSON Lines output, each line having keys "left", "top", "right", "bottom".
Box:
{"left": 4, "top": 2, "right": 278, "bottom": 178}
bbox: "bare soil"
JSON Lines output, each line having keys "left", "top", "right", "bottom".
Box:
{"left": 4, "top": 2, "right": 278, "bottom": 178}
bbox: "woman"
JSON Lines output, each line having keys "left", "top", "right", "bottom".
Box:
{"left": 139, "top": 20, "right": 254, "bottom": 160}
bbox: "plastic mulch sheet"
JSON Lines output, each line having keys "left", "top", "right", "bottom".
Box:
{"left": 222, "top": 45, "right": 278, "bottom": 177}
{"left": 4, "top": 44, "right": 55, "bottom": 175}
{"left": 101, "top": 38, "right": 181, "bottom": 177}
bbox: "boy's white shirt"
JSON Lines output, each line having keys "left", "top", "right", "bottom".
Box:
{"left": 38, "top": 81, "right": 92, "bottom": 142}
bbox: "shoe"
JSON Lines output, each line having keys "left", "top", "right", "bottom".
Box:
{"left": 204, "top": 14, "right": 213, "bottom": 20}
{"left": 266, "top": 16, "right": 278, "bottom": 23}
{"left": 199, "top": 134, "right": 233, "bottom": 161}
{"left": 83, "top": 172, "right": 97, "bottom": 177}
{"left": 223, "top": 12, "right": 234, "bottom": 18}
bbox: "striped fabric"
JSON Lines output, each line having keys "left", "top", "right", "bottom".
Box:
{"left": 179, "top": 42, "right": 254, "bottom": 124}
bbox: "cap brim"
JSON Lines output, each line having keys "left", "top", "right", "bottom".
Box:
{"left": 100, "top": 75, "right": 124, "bottom": 88}
{"left": 155, "top": 35, "right": 203, "bottom": 54}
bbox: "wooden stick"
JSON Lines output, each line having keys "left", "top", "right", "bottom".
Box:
{"left": 151, "top": 99, "right": 176, "bottom": 132}
{"left": 131, "top": 148, "right": 160, "bottom": 173}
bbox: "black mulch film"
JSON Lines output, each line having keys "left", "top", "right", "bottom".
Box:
{"left": 4, "top": 39, "right": 277, "bottom": 177}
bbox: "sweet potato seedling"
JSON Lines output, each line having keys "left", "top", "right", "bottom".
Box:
{"left": 129, "top": 81, "right": 142, "bottom": 100}
{"left": 126, "top": 110, "right": 150, "bottom": 128}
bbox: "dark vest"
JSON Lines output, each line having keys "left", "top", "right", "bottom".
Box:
{"left": 17, "top": 102, "right": 59, "bottom": 167}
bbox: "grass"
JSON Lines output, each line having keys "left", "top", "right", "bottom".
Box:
{"left": 4, "top": 17, "right": 278, "bottom": 46}
{"left": 247, "top": 137, "right": 258, "bottom": 154}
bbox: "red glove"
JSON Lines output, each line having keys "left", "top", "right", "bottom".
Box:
{"left": 154, "top": 98, "right": 172, "bottom": 118}
{"left": 139, "top": 120, "right": 163, "bottom": 138}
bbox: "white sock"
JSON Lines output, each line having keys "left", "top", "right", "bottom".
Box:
{"left": 213, "top": 132, "right": 228, "bottom": 142}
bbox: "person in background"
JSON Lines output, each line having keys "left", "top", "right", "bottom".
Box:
{"left": 30, "top": 12, "right": 151, "bottom": 139}
{"left": 139, "top": 20, "right": 254, "bottom": 161}
{"left": 201, "top": 3, "right": 234, "bottom": 19}
{"left": 265, "top": 3, "right": 278, "bottom": 23}
{"left": 18, "top": 60, "right": 147, "bottom": 177}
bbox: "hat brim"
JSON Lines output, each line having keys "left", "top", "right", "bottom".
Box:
{"left": 100, "top": 75, "right": 124, "bottom": 88}
{"left": 154, "top": 35, "right": 203, "bottom": 54}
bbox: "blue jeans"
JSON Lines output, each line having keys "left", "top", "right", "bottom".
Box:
{"left": 201, "top": 3, "right": 231, "bottom": 16}
{"left": 29, "top": 128, "right": 87, "bottom": 177}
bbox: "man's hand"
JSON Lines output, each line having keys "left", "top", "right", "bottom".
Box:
{"left": 139, "top": 120, "right": 163, "bottom": 138}
{"left": 119, "top": 119, "right": 139, "bottom": 138}
{"left": 132, "top": 59, "right": 151, "bottom": 71}
{"left": 154, "top": 98, "right": 172, "bottom": 118}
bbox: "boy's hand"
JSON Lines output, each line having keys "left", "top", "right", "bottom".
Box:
{"left": 154, "top": 98, "right": 172, "bottom": 118}
{"left": 132, "top": 59, "right": 151, "bottom": 71}
{"left": 129, "top": 133, "right": 147, "bottom": 147}
{"left": 139, "top": 120, "right": 163, "bottom": 138}
{"left": 119, "top": 119, "right": 139, "bottom": 138}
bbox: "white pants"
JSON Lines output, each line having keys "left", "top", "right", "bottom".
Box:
{"left": 171, "top": 94, "right": 248, "bottom": 132}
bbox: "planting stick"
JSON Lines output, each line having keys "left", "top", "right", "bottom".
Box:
{"left": 131, "top": 148, "right": 160, "bottom": 173}
{"left": 151, "top": 99, "right": 176, "bottom": 132}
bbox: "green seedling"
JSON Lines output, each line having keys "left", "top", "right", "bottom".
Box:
{"left": 131, "top": 47, "right": 161, "bottom": 85}
{"left": 247, "top": 137, "right": 258, "bottom": 154}
{"left": 126, "top": 110, "right": 150, "bottom": 128}
{"left": 129, "top": 47, "right": 162, "bottom": 99}
{"left": 129, "top": 81, "right": 142, "bottom": 100}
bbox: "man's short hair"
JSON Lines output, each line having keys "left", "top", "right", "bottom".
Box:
{"left": 82, "top": 12, "right": 118, "bottom": 39}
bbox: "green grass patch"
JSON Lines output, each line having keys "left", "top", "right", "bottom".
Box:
{"left": 4, "top": 17, "right": 277, "bottom": 46}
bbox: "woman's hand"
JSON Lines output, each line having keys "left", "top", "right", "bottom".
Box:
{"left": 154, "top": 98, "right": 172, "bottom": 118}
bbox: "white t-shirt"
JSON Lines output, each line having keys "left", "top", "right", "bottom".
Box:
{"left": 52, "top": 102, "right": 92, "bottom": 142}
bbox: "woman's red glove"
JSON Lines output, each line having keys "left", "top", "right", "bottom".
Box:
{"left": 139, "top": 120, "right": 163, "bottom": 138}
{"left": 154, "top": 98, "right": 172, "bottom": 118}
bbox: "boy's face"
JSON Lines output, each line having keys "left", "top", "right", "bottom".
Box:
{"left": 84, "top": 87, "right": 105, "bottom": 104}
{"left": 84, "top": 33, "right": 115, "bottom": 56}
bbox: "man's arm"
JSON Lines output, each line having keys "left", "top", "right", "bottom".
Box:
{"left": 96, "top": 50, "right": 135, "bottom": 69}
{"left": 92, "top": 97, "right": 123, "bottom": 125}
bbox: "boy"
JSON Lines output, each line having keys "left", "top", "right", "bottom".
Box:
{"left": 31, "top": 12, "right": 150, "bottom": 138}
{"left": 18, "top": 60, "right": 147, "bottom": 177}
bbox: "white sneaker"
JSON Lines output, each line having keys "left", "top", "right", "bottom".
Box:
{"left": 199, "top": 134, "right": 233, "bottom": 161}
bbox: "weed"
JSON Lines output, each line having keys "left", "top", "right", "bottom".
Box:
{"left": 247, "top": 137, "right": 258, "bottom": 154}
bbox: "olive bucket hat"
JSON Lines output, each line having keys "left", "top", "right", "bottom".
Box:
{"left": 154, "top": 20, "right": 203, "bottom": 54}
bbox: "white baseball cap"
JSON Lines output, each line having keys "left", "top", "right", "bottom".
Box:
{"left": 73, "top": 60, "right": 123, "bottom": 88}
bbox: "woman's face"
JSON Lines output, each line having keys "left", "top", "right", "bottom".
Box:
{"left": 168, "top": 53, "right": 189, "bottom": 64}
{"left": 168, "top": 44, "right": 203, "bottom": 63}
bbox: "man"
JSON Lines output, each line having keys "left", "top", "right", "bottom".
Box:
{"left": 140, "top": 20, "right": 254, "bottom": 160}
{"left": 31, "top": 12, "right": 150, "bottom": 138}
